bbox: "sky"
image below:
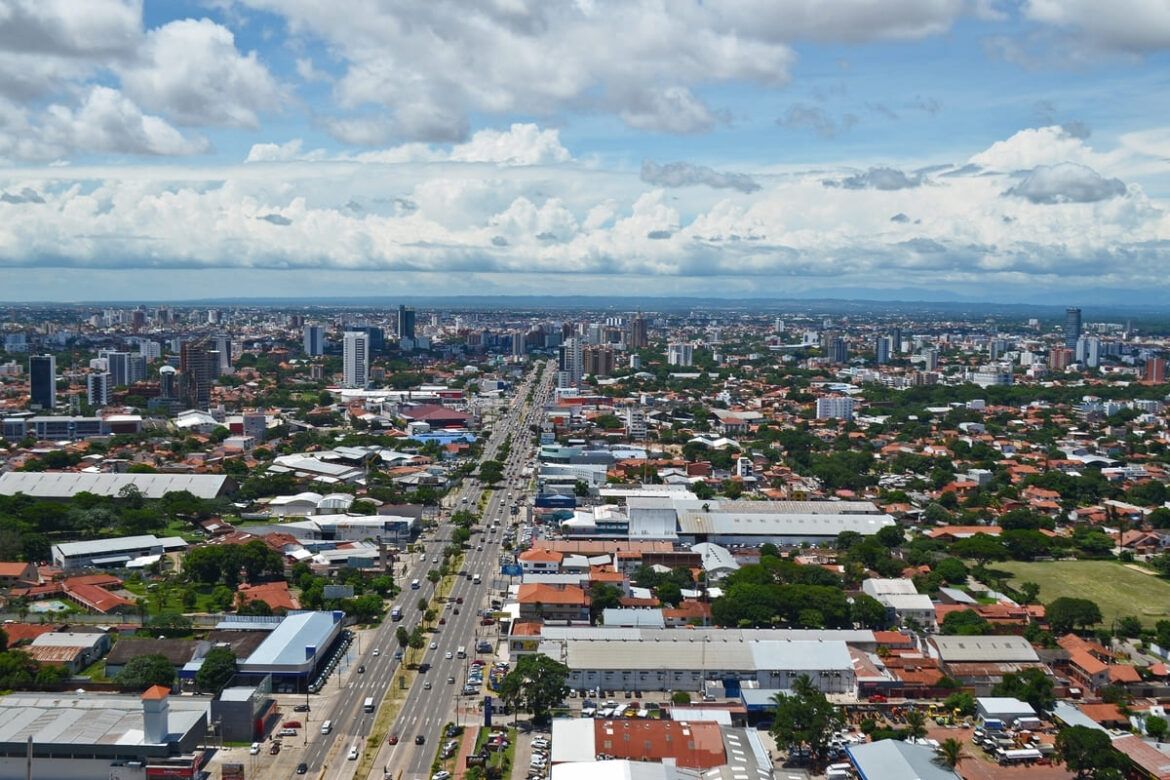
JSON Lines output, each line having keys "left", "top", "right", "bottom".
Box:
{"left": 1, "top": 0, "right": 1169, "bottom": 304}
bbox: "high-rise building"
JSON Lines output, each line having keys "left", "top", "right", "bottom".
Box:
{"left": 397, "top": 305, "right": 416, "bottom": 340}
{"left": 874, "top": 336, "right": 890, "bottom": 365}
{"left": 583, "top": 346, "right": 615, "bottom": 377}
{"left": 214, "top": 335, "right": 232, "bottom": 375}
{"left": 29, "top": 354, "right": 56, "bottom": 410}
{"left": 105, "top": 352, "right": 132, "bottom": 387}
{"left": 242, "top": 411, "right": 267, "bottom": 442}
{"left": 180, "top": 341, "right": 215, "bottom": 410}
{"left": 87, "top": 372, "right": 111, "bottom": 407}
{"left": 920, "top": 348, "right": 939, "bottom": 371}
{"left": 628, "top": 314, "right": 649, "bottom": 350}
{"left": 1076, "top": 336, "right": 1101, "bottom": 368}
{"left": 511, "top": 333, "right": 526, "bottom": 357}
{"left": 889, "top": 327, "right": 902, "bottom": 354}
{"left": 557, "top": 337, "right": 583, "bottom": 386}
{"left": 159, "top": 365, "right": 179, "bottom": 400}
{"left": 667, "top": 343, "right": 693, "bottom": 367}
{"left": 815, "top": 396, "right": 854, "bottom": 421}
{"left": 343, "top": 331, "right": 370, "bottom": 388}
{"left": 1048, "top": 347, "right": 1073, "bottom": 371}
{"left": 624, "top": 407, "right": 647, "bottom": 440}
{"left": 1145, "top": 357, "right": 1167, "bottom": 384}
{"left": 1065, "top": 307, "right": 1082, "bottom": 349}
{"left": 138, "top": 340, "right": 161, "bottom": 361}
{"left": 303, "top": 324, "right": 325, "bottom": 356}
{"left": 824, "top": 336, "right": 848, "bottom": 365}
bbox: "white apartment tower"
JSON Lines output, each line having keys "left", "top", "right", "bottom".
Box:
{"left": 343, "top": 331, "right": 370, "bottom": 388}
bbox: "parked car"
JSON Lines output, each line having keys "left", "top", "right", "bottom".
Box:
{"left": 293, "top": 704, "right": 311, "bottom": 712}
{"left": 249, "top": 743, "right": 260, "bottom": 755}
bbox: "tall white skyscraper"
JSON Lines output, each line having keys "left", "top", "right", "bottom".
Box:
{"left": 667, "top": 343, "right": 693, "bottom": 366}
{"left": 343, "top": 331, "right": 370, "bottom": 388}
{"left": 87, "top": 372, "right": 111, "bottom": 407}
{"left": 557, "top": 337, "right": 583, "bottom": 386}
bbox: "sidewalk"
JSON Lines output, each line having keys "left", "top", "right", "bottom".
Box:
{"left": 452, "top": 726, "right": 480, "bottom": 780}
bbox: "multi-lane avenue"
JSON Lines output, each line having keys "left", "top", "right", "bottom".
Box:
{"left": 303, "top": 360, "right": 554, "bottom": 780}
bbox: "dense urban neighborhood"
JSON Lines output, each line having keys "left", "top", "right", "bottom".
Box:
{"left": 2, "top": 303, "right": 1170, "bottom": 780}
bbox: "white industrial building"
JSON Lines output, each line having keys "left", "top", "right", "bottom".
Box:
{"left": 52, "top": 534, "right": 189, "bottom": 571}
{"left": 0, "top": 472, "right": 233, "bottom": 500}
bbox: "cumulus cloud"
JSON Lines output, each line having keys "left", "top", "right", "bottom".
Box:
{"left": 890, "top": 212, "right": 911, "bottom": 223}
{"left": 1004, "top": 162, "right": 1128, "bottom": 204}
{"left": 119, "top": 18, "right": 282, "bottom": 128}
{"left": 448, "top": 124, "right": 571, "bottom": 166}
{"left": 777, "top": 103, "right": 859, "bottom": 138}
{"left": 257, "top": 213, "right": 293, "bottom": 225}
{"left": 0, "top": 187, "right": 45, "bottom": 204}
{"left": 1024, "top": 0, "right": 1170, "bottom": 51}
{"left": 825, "top": 167, "right": 924, "bottom": 190}
{"left": 640, "top": 161, "right": 761, "bottom": 193}
{"left": 232, "top": 0, "right": 961, "bottom": 140}
{"left": 970, "top": 124, "right": 1102, "bottom": 171}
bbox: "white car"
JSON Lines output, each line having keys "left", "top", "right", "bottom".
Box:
{"left": 249, "top": 743, "right": 261, "bottom": 755}
{"left": 430, "top": 641, "right": 438, "bottom": 650}
{"left": 348, "top": 746, "right": 359, "bottom": 761}
{"left": 433, "top": 772, "right": 451, "bottom": 780}
{"left": 445, "top": 651, "right": 453, "bottom": 660}
{"left": 372, "top": 649, "right": 380, "bottom": 656}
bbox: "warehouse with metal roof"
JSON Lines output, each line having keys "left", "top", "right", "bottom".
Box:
{"left": 0, "top": 471, "right": 234, "bottom": 500}
{"left": 52, "top": 534, "right": 189, "bottom": 570}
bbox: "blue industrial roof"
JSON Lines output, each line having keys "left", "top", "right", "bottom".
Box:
{"left": 242, "top": 612, "right": 340, "bottom": 670}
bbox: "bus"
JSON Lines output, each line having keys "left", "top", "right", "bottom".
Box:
{"left": 363, "top": 697, "right": 375, "bottom": 713}
{"left": 410, "top": 579, "right": 421, "bottom": 590}
{"left": 390, "top": 605, "right": 403, "bottom": 621}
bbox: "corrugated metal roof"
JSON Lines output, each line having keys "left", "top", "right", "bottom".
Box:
{"left": 931, "top": 635, "right": 1039, "bottom": 662}
{"left": 0, "top": 472, "right": 230, "bottom": 499}
{"left": 0, "top": 693, "right": 208, "bottom": 748}
{"left": 240, "top": 611, "right": 340, "bottom": 670}
{"left": 677, "top": 511, "right": 894, "bottom": 536}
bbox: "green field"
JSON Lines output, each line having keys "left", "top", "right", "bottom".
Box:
{"left": 995, "top": 560, "right": 1170, "bottom": 626}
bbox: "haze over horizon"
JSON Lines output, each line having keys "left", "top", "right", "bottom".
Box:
{"left": 1, "top": 1, "right": 1168, "bottom": 302}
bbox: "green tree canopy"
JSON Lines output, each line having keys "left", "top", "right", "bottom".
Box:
{"left": 498, "top": 653, "right": 570, "bottom": 722}
{"left": 1047, "top": 597, "right": 1103, "bottom": 635}
{"left": 116, "top": 654, "right": 176, "bottom": 692}
{"left": 769, "top": 675, "right": 845, "bottom": 765}
{"left": 195, "top": 647, "right": 237, "bottom": 694}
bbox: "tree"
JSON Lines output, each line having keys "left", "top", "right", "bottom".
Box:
{"left": 396, "top": 626, "right": 410, "bottom": 649}
{"left": 993, "top": 667, "right": 1055, "bottom": 713}
{"left": 932, "top": 557, "right": 968, "bottom": 585}
{"left": 142, "top": 612, "right": 193, "bottom": 638}
{"left": 769, "top": 675, "right": 845, "bottom": 766}
{"left": 195, "top": 647, "right": 237, "bottom": 694}
{"left": 941, "top": 609, "right": 992, "bottom": 636}
{"left": 1056, "top": 726, "right": 1123, "bottom": 777}
{"left": 936, "top": 737, "right": 966, "bottom": 769}
{"left": 479, "top": 459, "right": 505, "bottom": 485}
{"left": 905, "top": 709, "right": 927, "bottom": 739}
{"left": 950, "top": 533, "right": 1007, "bottom": 563}
{"left": 1018, "top": 581, "right": 1040, "bottom": 605}
{"left": 1047, "top": 597, "right": 1103, "bottom": 634}
{"left": 943, "top": 691, "right": 977, "bottom": 717}
{"left": 875, "top": 525, "right": 905, "bottom": 549}
{"left": 850, "top": 594, "right": 889, "bottom": 630}
{"left": 1148, "top": 715, "right": 1169, "bottom": 742}
{"left": 427, "top": 569, "right": 440, "bottom": 584}
{"left": 116, "top": 654, "right": 176, "bottom": 692}
{"left": 589, "top": 583, "right": 623, "bottom": 625}
{"left": 573, "top": 480, "right": 589, "bottom": 497}
{"left": 498, "top": 653, "right": 570, "bottom": 722}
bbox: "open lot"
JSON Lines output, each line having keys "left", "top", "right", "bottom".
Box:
{"left": 995, "top": 560, "right": 1170, "bottom": 626}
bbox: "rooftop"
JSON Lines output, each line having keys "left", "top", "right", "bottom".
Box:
{"left": 0, "top": 472, "right": 231, "bottom": 499}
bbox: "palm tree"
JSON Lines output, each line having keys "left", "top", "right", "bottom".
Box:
{"left": 936, "top": 737, "right": 966, "bottom": 769}
{"left": 905, "top": 708, "right": 927, "bottom": 740}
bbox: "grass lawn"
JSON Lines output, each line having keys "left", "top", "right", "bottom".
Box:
{"left": 994, "top": 560, "right": 1170, "bottom": 626}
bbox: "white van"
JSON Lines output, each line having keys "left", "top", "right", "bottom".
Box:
{"left": 320, "top": 720, "right": 333, "bottom": 735}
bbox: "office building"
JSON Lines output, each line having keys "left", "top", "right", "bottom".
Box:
{"left": 511, "top": 332, "right": 526, "bottom": 357}
{"left": 823, "top": 334, "right": 848, "bottom": 364}
{"left": 667, "top": 343, "right": 693, "bottom": 366}
{"left": 242, "top": 411, "right": 267, "bottom": 442}
{"left": 1145, "top": 357, "right": 1166, "bottom": 383}
{"left": 213, "top": 334, "right": 232, "bottom": 375}
{"left": 29, "top": 354, "right": 56, "bottom": 410}
{"left": 158, "top": 364, "right": 179, "bottom": 400}
{"left": 104, "top": 351, "right": 146, "bottom": 387}
{"left": 87, "top": 372, "right": 111, "bottom": 407}
{"left": 1048, "top": 347, "right": 1073, "bottom": 371}
{"left": 303, "top": 324, "right": 325, "bottom": 356}
{"left": 920, "top": 348, "right": 939, "bottom": 371}
{"left": 343, "top": 331, "right": 370, "bottom": 388}
{"left": 138, "top": 340, "right": 162, "bottom": 360}
{"left": 973, "top": 364, "right": 1013, "bottom": 387}
{"left": 624, "top": 407, "right": 647, "bottom": 440}
{"left": 816, "top": 396, "right": 855, "bottom": 421}
{"left": 179, "top": 341, "right": 215, "bottom": 410}
{"left": 874, "top": 336, "right": 890, "bottom": 365}
{"left": 397, "top": 305, "right": 416, "bottom": 340}
{"left": 1065, "top": 307, "right": 1082, "bottom": 349}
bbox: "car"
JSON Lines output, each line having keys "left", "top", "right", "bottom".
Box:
{"left": 445, "top": 651, "right": 453, "bottom": 660}
{"left": 269, "top": 742, "right": 282, "bottom": 755}
{"left": 454, "top": 608, "right": 460, "bottom": 614}
{"left": 439, "top": 617, "right": 446, "bottom": 625}
{"left": 481, "top": 618, "right": 495, "bottom": 626}
{"left": 278, "top": 728, "right": 298, "bottom": 737}
{"left": 357, "top": 665, "right": 365, "bottom": 674}
{"left": 296, "top": 763, "right": 308, "bottom": 774}
{"left": 348, "top": 746, "right": 359, "bottom": 761}
{"left": 293, "top": 703, "right": 311, "bottom": 712}
{"left": 424, "top": 681, "right": 432, "bottom": 690}
{"left": 448, "top": 675, "right": 456, "bottom": 684}
{"left": 416, "top": 735, "right": 426, "bottom": 745}
{"left": 373, "top": 649, "right": 380, "bottom": 656}
{"left": 433, "top": 772, "right": 451, "bottom": 780}
{"left": 388, "top": 734, "right": 399, "bottom": 745}
{"left": 418, "top": 663, "right": 431, "bottom": 673}
{"left": 456, "top": 597, "right": 464, "bottom": 604}
{"left": 249, "top": 743, "right": 261, "bottom": 755}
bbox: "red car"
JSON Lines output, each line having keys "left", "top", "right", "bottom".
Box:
{"left": 388, "top": 734, "right": 399, "bottom": 745}
{"left": 480, "top": 618, "right": 495, "bottom": 626}
{"left": 439, "top": 617, "right": 447, "bottom": 625}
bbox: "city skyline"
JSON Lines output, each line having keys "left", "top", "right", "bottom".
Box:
{"left": 0, "top": 2, "right": 1168, "bottom": 301}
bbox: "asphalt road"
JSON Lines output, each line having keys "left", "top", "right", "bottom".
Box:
{"left": 303, "top": 361, "right": 554, "bottom": 780}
